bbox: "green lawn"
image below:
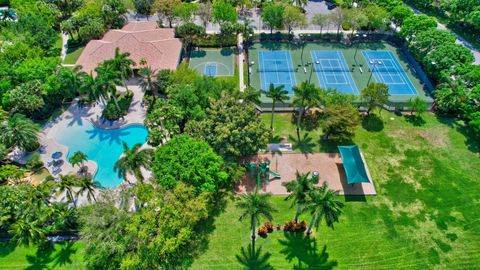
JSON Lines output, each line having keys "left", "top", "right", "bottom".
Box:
{"left": 191, "top": 111, "right": 480, "bottom": 269}
{"left": 2, "top": 111, "right": 479, "bottom": 269}
{"left": 0, "top": 241, "right": 85, "bottom": 269}
{"left": 63, "top": 46, "right": 85, "bottom": 65}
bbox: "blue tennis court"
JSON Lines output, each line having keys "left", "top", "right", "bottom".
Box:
{"left": 362, "top": 51, "right": 417, "bottom": 95}
{"left": 311, "top": 51, "right": 359, "bottom": 95}
{"left": 258, "top": 51, "right": 296, "bottom": 94}
{"left": 204, "top": 63, "right": 217, "bottom": 76}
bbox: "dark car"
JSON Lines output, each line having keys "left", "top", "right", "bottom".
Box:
{"left": 325, "top": 1, "right": 337, "bottom": 10}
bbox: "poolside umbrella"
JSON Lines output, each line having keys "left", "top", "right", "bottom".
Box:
{"left": 337, "top": 145, "right": 370, "bottom": 185}
{"left": 52, "top": 151, "right": 63, "bottom": 159}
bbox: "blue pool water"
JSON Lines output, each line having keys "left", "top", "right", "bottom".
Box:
{"left": 53, "top": 121, "right": 148, "bottom": 188}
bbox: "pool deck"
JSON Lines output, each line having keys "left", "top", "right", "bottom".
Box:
{"left": 236, "top": 153, "right": 376, "bottom": 196}
{"left": 38, "top": 81, "right": 150, "bottom": 206}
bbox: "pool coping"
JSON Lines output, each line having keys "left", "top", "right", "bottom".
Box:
{"left": 40, "top": 84, "right": 149, "bottom": 195}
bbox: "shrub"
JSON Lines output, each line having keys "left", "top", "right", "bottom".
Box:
{"left": 341, "top": 22, "right": 351, "bottom": 30}
{"left": 26, "top": 152, "right": 44, "bottom": 170}
{"left": 0, "top": 164, "right": 23, "bottom": 184}
{"left": 264, "top": 221, "right": 274, "bottom": 233}
{"left": 283, "top": 220, "right": 307, "bottom": 232}
{"left": 258, "top": 226, "right": 268, "bottom": 237}
{"left": 102, "top": 96, "right": 133, "bottom": 121}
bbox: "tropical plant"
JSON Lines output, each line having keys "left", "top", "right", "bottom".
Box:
{"left": 241, "top": 87, "right": 262, "bottom": 106}
{"left": 323, "top": 103, "right": 360, "bottom": 141}
{"left": 265, "top": 83, "right": 289, "bottom": 129}
{"left": 68, "top": 151, "right": 88, "bottom": 169}
{"left": 57, "top": 65, "right": 86, "bottom": 101}
{"left": 138, "top": 67, "right": 157, "bottom": 95}
{"left": 361, "top": 83, "right": 390, "bottom": 115}
{"left": 311, "top": 13, "right": 329, "bottom": 34}
{"left": 8, "top": 218, "right": 47, "bottom": 246}
{"left": 303, "top": 182, "right": 344, "bottom": 236}
{"left": 105, "top": 47, "right": 135, "bottom": 91}
{"left": 95, "top": 63, "right": 123, "bottom": 110}
{"left": 0, "top": 114, "right": 40, "bottom": 152}
{"left": 408, "top": 96, "right": 429, "bottom": 116}
{"left": 292, "top": 81, "right": 321, "bottom": 135}
{"left": 114, "top": 142, "right": 153, "bottom": 182}
{"left": 57, "top": 174, "right": 79, "bottom": 207}
{"left": 283, "top": 171, "right": 319, "bottom": 222}
{"left": 237, "top": 189, "right": 277, "bottom": 240}
{"left": 77, "top": 176, "right": 96, "bottom": 202}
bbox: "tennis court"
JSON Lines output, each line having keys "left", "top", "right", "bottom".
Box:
{"left": 311, "top": 50, "right": 359, "bottom": 95}
{"left": 189, "top": 48, "right": 235, "bottom": 77}
{"left": 258, "top": 51, "right": 297, "bottom": 94}
{"left": 362, "top": 51, "right": 417, "bottom": 95}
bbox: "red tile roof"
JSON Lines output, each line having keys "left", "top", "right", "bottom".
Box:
{"left": 76, "top": 22, "right": 182, "bottom": 74}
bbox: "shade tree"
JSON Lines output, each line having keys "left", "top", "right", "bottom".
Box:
{"left": 283, "top": 5, "right": 307, "bottom": 35}
{"left": 360, "top": 83, "right": 390, "bottom": 115}
{"left": 323, "top": 103, "right": 360, "bottom": 142}
{"left": 261, "top": 3, "right": 284, "bottom": 34}
{"left": 153, "top": 135, "right": 228, "bottom": 193}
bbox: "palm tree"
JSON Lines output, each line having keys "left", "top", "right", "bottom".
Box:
{"left": 283, "top": 171, "right": 319, "bottom": 223}
{"left": 77, "top": 176, "right": 96, "bottom": 203}
{"left": 106, "top": 47, "right": 136, "bottom": 91}
{"left": 114, "top": 142, "right": 153, "bottom": 183}
{"left": 95, "top": 63, "right": 123, "bottom": 110}
{"left": 0, "top": 114, "right": 40, "bottom": 151}
{"left": 265, "top": 84, "right": 289, "bottom": 130}
{"left": 9, "top": 218, "right": 46, "bottom": 246}
{"left": 236, "top": 189, "right": 277, "bottom": 240}
{"left": 68, "top": 150, "right": 88, "bottom": 169}
{"left": 303, "top": 182, "right": 344, "bottom": 236}
{"left": 58, "top": 65, "right": 86, "bottom": 101}
{"left": 292, "top": 81, "right": 321, "bottom": 136}
{"left": 57, "top": 174, "right": 78, "bottom": 207}
{"left": 79, "top": 72, "right": 98, "bottom": 102}
{"left": 138, "top": 66, "right": 157, "bottom": 96}
{"left": 241, "top": 87, "right": 262, "bottom": 106}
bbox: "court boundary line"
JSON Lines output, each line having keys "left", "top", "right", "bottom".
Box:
{"left": 362, "top": 51, "right": 417, "bottom": 95}
{"left": 191, "top": 61, "right": 234, "bottom": 76}
{"left": 258, "top": 50, "right": 296, "bottom": 92}
{"left": 311, "top": 50, "right": 358, "bottom": 94}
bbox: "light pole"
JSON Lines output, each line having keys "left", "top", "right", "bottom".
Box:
{"left": 367, "top": 60, "right": 382, "bottom": 85}
{"left": 353, "top": 34, "right": 367, "bottom": 61}
{"left": 308, "top": 60, "right": 320, "bottom": 84}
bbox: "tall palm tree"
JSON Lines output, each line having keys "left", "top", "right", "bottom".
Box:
{"left": 57, "top": 174, "right": 78, "bottom": 207}
{"left": 114, "top": 142, "right": 153, "bottom": 183}
{"left": 68, "top": 150, "right": 88, "bottom": 169}
{"left": 77, "top": 176, "right": 96, "bottom": 203}
{"left": 138, "top": 66, "right": 157, "bottom": 96}
{"left": 283, "top": 171, "right": 319, "bottom": 223}
{"left": 241, "top": 87, "right": 262, "bottom": 106}
{"left": 292, "top": 81, "right": 321, "bottom": 136}
{"left": 79, "top": 72, "right": 98, "bottom": 102}
{"left": 95, "top": 63, "right": 123, "bottom": 110}
{"left": 106, "top": 47, "right": 135, "bottom": 91}
{"left": 58, "top": 65, "right": 86, "bottom": 101}
{"left": 265, "top": 84, "right": 289, "bottom": 129}
{"left": 303, "top": 182, "right": 344, "bottom": 236}
{"left": 236, "top": 189, "right": 277, "bottom": 240}
{"left": 0, "top": 114, "right": 40, "bottom": 151}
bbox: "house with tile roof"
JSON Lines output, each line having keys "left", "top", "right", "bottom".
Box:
{"left": 76, "top": 21, "right": 182, "bottom": 74}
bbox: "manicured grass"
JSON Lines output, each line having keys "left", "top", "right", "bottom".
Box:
{"left": 63, "top": 46, "right": 85, "bottom": 65}
{"left": 191, "top": 111, "right": 480, "bottom": 269}
{"left": 0, "top": 241, "right": 86, "bottom": 269}
{"left": 2, "top": 111, "right": 479, "bottom": 269}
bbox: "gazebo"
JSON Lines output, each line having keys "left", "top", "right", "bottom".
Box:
{"left": 337, "top": 145, "right": 370, "bottom": 185}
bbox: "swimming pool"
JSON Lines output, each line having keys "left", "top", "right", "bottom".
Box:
{"left": 51, "top": 120, "right": 148, "bottom": 188}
